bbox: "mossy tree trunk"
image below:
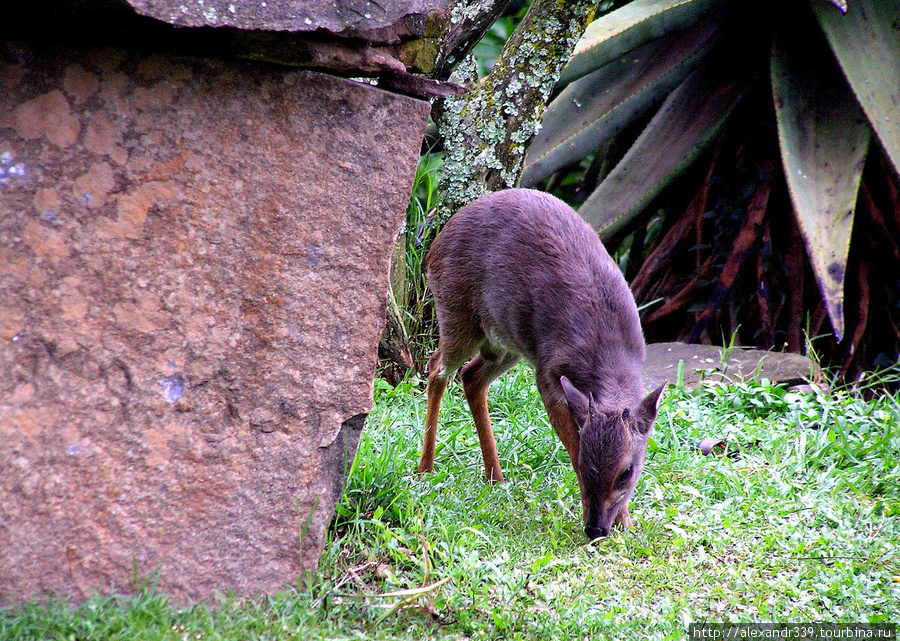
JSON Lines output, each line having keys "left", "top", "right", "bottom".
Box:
{"left": 434, "top": 0, "right": 598, "bottom": 221}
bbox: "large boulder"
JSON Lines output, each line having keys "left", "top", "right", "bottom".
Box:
{"left": 0, "top": 40, "right": 430, "bottom": 603}
{"left": 5, "top": 0, "right": 456, "bottom": 80}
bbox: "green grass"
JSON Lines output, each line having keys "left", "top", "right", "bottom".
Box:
{"left": 396, "top": 151, "right": 441, "bottom": 367}
{"left": 4, "top": 369, "right": 899, "bottom": 640}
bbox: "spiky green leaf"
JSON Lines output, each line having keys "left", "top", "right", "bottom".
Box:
{"left": 771, "top": 27, "right": 871, "bottom": 342}
{"left": 579, "top": 57, "right": 752, "bottom": 240}
{"left": 813, "top": 0, "right": 900, "bottom": 177}
{"left": 558, "top": 0, "right": 727, "bottom": 87}
{"left": 522, "top": 12, "right": 723, "bottom": 187}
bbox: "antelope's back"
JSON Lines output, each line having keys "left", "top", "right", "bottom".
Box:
{"left": 427, "top": 189, "right": 645, "bottom": 368}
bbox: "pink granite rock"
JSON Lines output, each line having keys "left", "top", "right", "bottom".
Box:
{"left": 0, "top": 43, "right": 430, "bottom": 603}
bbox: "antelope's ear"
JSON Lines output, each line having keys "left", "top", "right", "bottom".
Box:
{"left": 560, "top": 376, "right": 590, "bottom": 429}
{"left": 634, "top": 382, "right": 666, "bottom": 434}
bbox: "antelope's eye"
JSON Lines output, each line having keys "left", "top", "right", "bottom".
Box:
{"left": 621, "top": 408, "right": 630, "bottom": 421}
{"left": 616, "top": 466, "right": 633, "bottom": 487}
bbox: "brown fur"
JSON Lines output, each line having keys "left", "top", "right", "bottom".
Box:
{"left": 417, "top": 188, "right": 664, "bottom": 539}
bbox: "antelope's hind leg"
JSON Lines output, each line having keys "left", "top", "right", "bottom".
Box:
{"left": 418, "top": 313, "right": 485, "bottom": 478}
{"left": 460, "top": 349, "right": 522, "bottom": 484}
{"left": 418, "top": 347, "right": 450, "bottom": 476}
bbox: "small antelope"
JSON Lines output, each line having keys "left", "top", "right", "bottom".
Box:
{"left": 417, "top": 188, "right": 664, "bottom": 539}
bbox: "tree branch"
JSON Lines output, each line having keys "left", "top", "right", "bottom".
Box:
{"left": 434, "top": 0, "right": 597, "bottom": 220}
{"left": 431, "top": 0, "right": 515, "bottom": 80}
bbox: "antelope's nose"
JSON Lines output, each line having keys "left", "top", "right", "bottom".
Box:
{"left": 585, "top": 525, "right": 608, "bottom": 540}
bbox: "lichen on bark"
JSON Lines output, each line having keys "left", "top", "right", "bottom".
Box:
{"left": 434, "top": 0, "right": 597, "bottom": 221}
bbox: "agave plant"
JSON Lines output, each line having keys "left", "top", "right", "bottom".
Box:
{"left": 522, "top": 0, "right": 900, "bottom": 373}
